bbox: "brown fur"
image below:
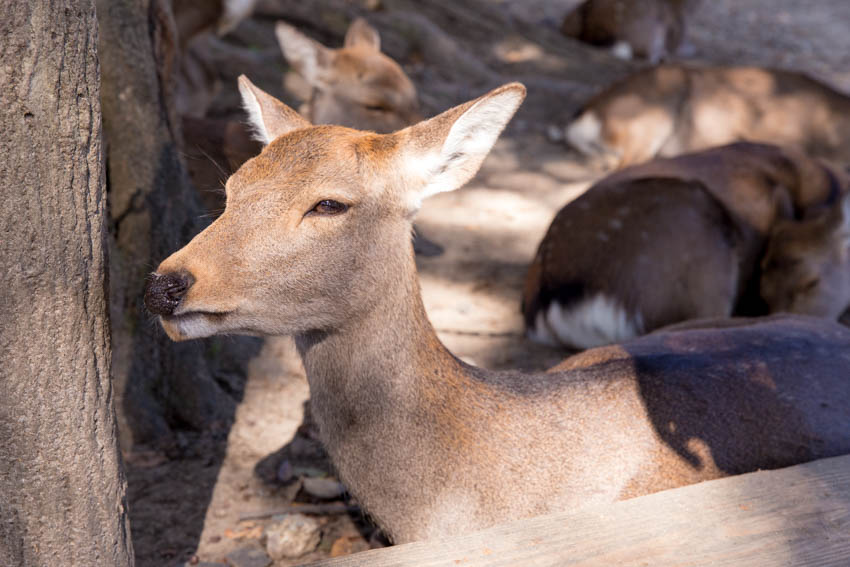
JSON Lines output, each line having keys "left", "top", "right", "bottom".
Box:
{"left": 562, "top": 0, "right": 701, "bottom": 62}
{"left": 523, "top": 143, "right": 846, "bottom": 348}
{"left": 172, "top": 0, "right": 258, "bottom": 117}
{"left": 276, "top": 18, "right": 422, "bottom": 133}
{"left": 761, "top": 192, "right": 850, "bottom": 319}
{"left": 524, "top": 176, "right": 744, "bottom": 345}
{"left": 181, "top": 18, "right": 422, "bottom": 217}
{"left": 566, "top": 64, "right": 850, "bottom": 168}
{"left": 146, "top": 83, "right": 850, "bottom": 544}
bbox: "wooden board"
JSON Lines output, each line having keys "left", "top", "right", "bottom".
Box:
{"left": 305, "top": 454, "right": 850, "bottom": 567}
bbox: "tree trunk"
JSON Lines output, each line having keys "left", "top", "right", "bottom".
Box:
{"left": 0, "top": 1, "right": 134, "bottom": 565}
{"left": 96, "top": 0, "right": 257, "bottom": 450}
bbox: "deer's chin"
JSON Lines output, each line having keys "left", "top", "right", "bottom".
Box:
{"left": 160, "top": 311, "right": 229, "bottom": 341}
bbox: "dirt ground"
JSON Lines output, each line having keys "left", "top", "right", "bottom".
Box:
{"left": 125, "top": 1, "right": 850, "bottom": 565}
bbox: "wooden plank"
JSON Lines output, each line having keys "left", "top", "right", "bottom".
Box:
{"left": 305, "top": 454, "right": 850, "bottom": 567}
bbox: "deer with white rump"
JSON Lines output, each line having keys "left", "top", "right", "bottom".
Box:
{"left": 523, "top": 142, "right": 848, "bottom": 350}
{"left": 144, "top": 77, "right": 850, "bottom": 543}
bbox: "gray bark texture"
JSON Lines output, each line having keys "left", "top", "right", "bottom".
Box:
{"left": 97, "top": 0, "right": 255, "bottom": 450}
{"left": 0, "top": 1, "right": 134, "bottom": 565}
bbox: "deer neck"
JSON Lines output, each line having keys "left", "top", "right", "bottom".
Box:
{"left": 293, "top": 247, "right": 465, "bottom": 455}
{"left": 292, "top": 246, "right": 476, "bottom": 536}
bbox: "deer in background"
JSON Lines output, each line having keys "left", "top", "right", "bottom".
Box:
{"left": 181, "top": 16, "right": 439, "bottom": 256}
{"left": 275, "top": 17, "right": 440, "bottom": 255}
{"left": 170, "top": 0, "right": 263, "bottom": 211}
{"left": 566, "top": 64, "right": 850, "bottom": 168}
{"left": 761, "top": 191, "right": 850, "bottom": 321}
{"left": 275, "top": 18, "right": 422, "bottom": 133}
{"left": 144, "top": 77, "right": 850, "bottom": 543}
{"left": 172, "top": 0, "right": 259, "bottom": 118}
{"left": 523, "top": 142, "right": 846, "bottom": 349}
{"left": 562, "top": 0, "right": 702, "bottom": 63}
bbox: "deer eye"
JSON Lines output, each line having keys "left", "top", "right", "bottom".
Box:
{"left": 309, "top": 199, "right": 349, "bottom": 216}
{"left": 364, "top": 103, "right": 390, "bottom": 112}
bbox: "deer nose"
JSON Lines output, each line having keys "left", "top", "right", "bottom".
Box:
{"left": 144, "top": 272, "right": 193, "bottom": 316}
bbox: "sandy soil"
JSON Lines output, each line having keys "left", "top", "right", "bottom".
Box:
{"left": 125, "top": 1, "right": 850, "bottom": 565}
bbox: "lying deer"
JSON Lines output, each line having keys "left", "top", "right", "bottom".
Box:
{"left": 761, "top": 191, "right": 850, "bottom": 320}
{"left": 275, "top": 17, "right": 422, "bottom": 132}
{"left": 172, "top": 0, "right": 263, "bottom": 208}
{"left": 144, "top": 77, "right": 850, "bottom": 543}
{"left": 523, "top": 142, "right": 846, "bottom": 349}
{"left": 173, "top": 0, "right": 259, "bottom": 118}
{"left": 566, "top": 64, "right": 850, "bottom": 168}
{"left": 561, "top": 0, "right": 701, "bottom": 63}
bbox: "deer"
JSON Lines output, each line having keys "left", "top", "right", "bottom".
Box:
{"left": 172, "top": 0, "right": 259, "bottom": 118}
{"left": 181, "top": 18, "right": 441, "bottom": 256}
{"left": 561, "top": 0, "right": 702, "bottom": 63}
{"left": 170, "top": 0, "right": 263, "bottom": 207}
{"left": 565, "top": 64, "right": 850, "bottom": 169}
{"left": 275, "top": 17, "right": 422, "bottom": 133}
{"left": 275, "top": 17, "right": 440, "bottom": 256}
{"left": 143, "top": 77, "right": 850, "bottom": 544}
{"left": 760, "top": 191, "right": 850, "bottom": 321}
{"left": 523, "top": 142, "right": 846, "bottom": 349}
{"left": 173, "top": 0, "right": 257, "bottom": 41}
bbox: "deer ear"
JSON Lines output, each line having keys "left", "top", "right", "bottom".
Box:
{"left": 238, "top": 75, "right": 311, "bottom": 145}
{"left": 344, "top": 18, "right": 381, "bottom": 51}
{"left": 397, "top": 83, "right": 526, "bottom": 211}
{"left": 275, "top": 21, "right": 335, "bottom": 89}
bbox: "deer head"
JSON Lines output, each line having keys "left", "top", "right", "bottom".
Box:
{"left": 760, "top": 192, "right": 850, "bottom": 319}
{"left": 275, "top": 18, "right": 421, "bottom": 133}
{"left": 145, "top": 76, "right": 525, "bottom": 340}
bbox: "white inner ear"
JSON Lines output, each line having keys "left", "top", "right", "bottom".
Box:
{"left": 417, "top": 90, "right": 524, "bottom": 204}
{"left": 276, "top": 23, "right": 324, "bottom": 88}
{"left": 238, "top": 81, "right": 272, "bottom": 145}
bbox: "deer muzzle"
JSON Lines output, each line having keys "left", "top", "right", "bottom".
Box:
{"left": 144, "top": 272, "right": 192, "bottom": 316}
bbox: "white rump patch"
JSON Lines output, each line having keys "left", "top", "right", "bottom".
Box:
{"left": 565, "top": 110, "right": 603, "bottom": 157}
{"left": 530, "top": 295, "right": 643, "bottom": 350}
{"left": 611, "top": 40, "right": 634, "bottom": 60}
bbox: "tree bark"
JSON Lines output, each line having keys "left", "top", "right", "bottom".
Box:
{"left": 97, "top": 0, "right": 255, "bottom": 450}
{"left": 0, "top": 1, "right": 134, "bottom": 565}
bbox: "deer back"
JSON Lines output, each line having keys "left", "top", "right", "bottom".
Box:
{"left": 566, "top": 65, "right": 850, "bottom": 168}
